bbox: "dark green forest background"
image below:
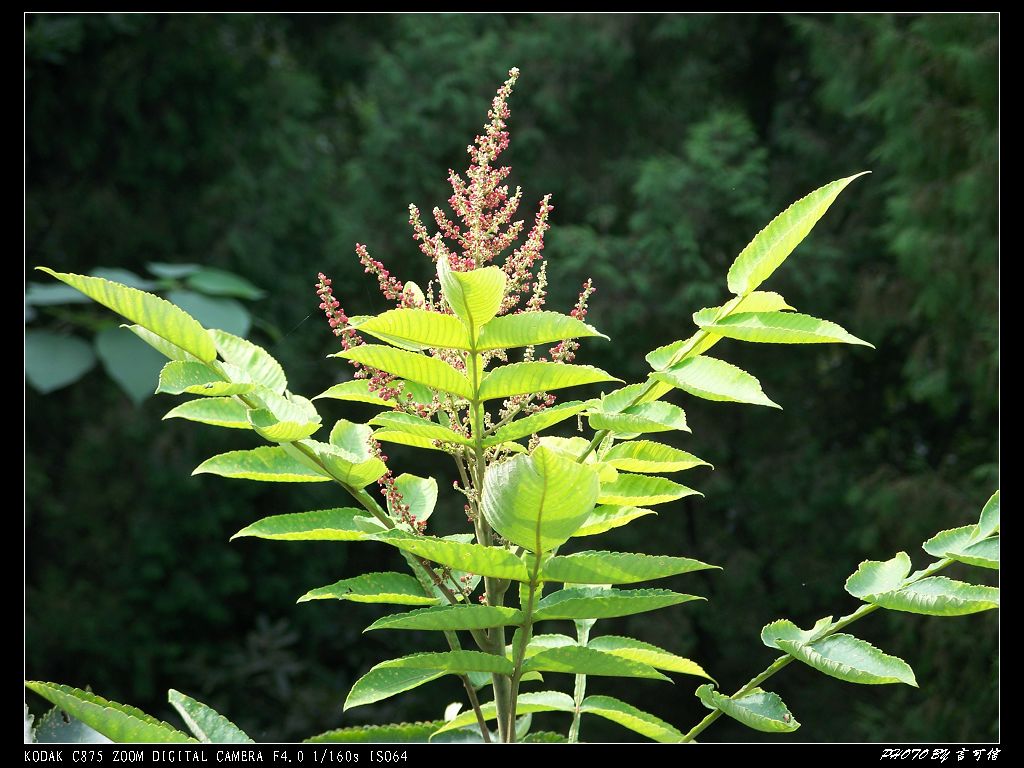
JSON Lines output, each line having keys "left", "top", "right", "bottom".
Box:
{"left": 25, "top": 13, "right": 998, "bottom": 742}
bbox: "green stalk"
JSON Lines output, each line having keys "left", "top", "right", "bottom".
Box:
{"left": 680, "top": 557, "right": 954, "bottom": 742}
{"left": 567, "top": 620, "right": 593, "bottom": 743}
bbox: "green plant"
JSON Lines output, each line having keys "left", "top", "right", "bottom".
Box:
{"left": 25, "top": 68, "right": 998, "bottom": 743}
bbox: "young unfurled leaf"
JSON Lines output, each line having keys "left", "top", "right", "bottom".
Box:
{"left": 695, "top": 685, "right": 800, "bottom": 733}
{"left": 209, "top": 329, "right": 287, "bottom": 393}
{"left": 726, "top": 172, "right": 869, "bottom": 296}
{"left": 391, "top": 474, "right": 439, "bottom": 523}
{"left": 437, "top": 259, "right": 507, "bottom": 332}
{"left": 481, "top": 445, "right": 599, "bottom": 552}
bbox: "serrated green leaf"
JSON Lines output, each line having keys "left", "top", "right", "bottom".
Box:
{"left": 923, "top": 526, "right": 999, "bottom": 569}
{"left": 164, "top": 397, "right": 252, "bottom": 429}
{"left": 185, "top": 268, "right": 265, "bottom": 300}
{"left": 541, "top": 551, "right": 717, "bottom": 585}
{"left": 245, "top": 391, "right": 321, "bottom": 442}
{"left": 302, "top": 420, "right": 387, "bottom": 487}
{"left": 165, "top": 290, "right": 250, "bottom": 338}
{"left": 299, "top": 572, "right": 438, "bottom": 605}
{"left": 231, "top": 509, "right": 373, "bottom": 542}
{"left": 588, "top": 401, "right": 689, "bottom": 435}
{"left": 194, "top": 446, "right": 329, "bottom": 483}
{"left": 726, "top": 172, "right": 869, "bottom": 296}
{"left": 484, "top": 401, "right": 589, "bottom": 447}
{"left": 653, "top": 355, "right": 780, "bottom": 408}
{"left": 776, "top": 633, "right": 917, "bottom": 686}
{"left": 857, "top": 577, "right": 999, "bottom": 616}
{"left": 978, "top": 490, "right": 999, "bottom": 538}
{"left": 476, "top": 311, "right": 608, "bottom": 351}
{"left": 523, "top": 646, "right": 669, "bottom": 680}
{"left": 437, "top": 259, "right": 506, "bottom": 331}
{"left": 373, "top": 430, "right": 448, "bottom": 452}
{"left": 603, "top": 441, "right": 711, "bottom": 473}
{"left": 36, "top": 268, "right": 217, "bottom": 361}
{"left": 95, "top": 327, "right": 167, "bottom": 405}
{"left": 209, "top": 329, "right": 286, "bottom": 393}
{"left": 481, "top": 446, "right": 599, "bottom": 552}
{"left": 431, "top": 691, "right": 575, "bottom": 739}
{"left": 336, "top": 345, "right": 472, "bottom": 399}
{"left": 25, "top": 331, "right": 97, "bottom": 393}
{"left": 533, "top": 587, "right": 702, "bottom": 621}
{"left": 366, "top": 605, "right": 523, "bottom": 632}
{"left": 581, "top": 695, "right": 687, "bottom": 742}
{"left": 155, "top": 361, "right": 255, "bottom": 396}
{"left": 587, "top": 636, "right": 713, "bottom": 679}
{"left": 306, "top": 721, "right": 448, "bottom": 743}
{"left": 572, "top": 506, "right": 657, "bottom": 537}
{"left": 479, "top": 362, "right": 619, "bottom": 401}
{"left": 844, "top": 552, "right": 912, "bottom": 598}
{"left": 760, "top": 616, "right": 835, "bottom": 650}
{"left": 313, "top": 379, "right": 397, "bottom": 406}
{"left": 598, "top": 473, "right": 700, "bottom": 506}
{"left": 168, "top": 690, "right": 252, "bottom": 743}
{"left": 26, "top": 682, "right": 195, "bottom": 743}
{"left": 355, "top": 309, "right": 471, "bottom": 350}
{"left": 694, "top": 310, "right": 872, "bottom": 347}
{"left": 373, "top": 530, "right": 529, "bottom": 581}
{"left": 369, "top": 412, "right": 473, "bottom": 446}
{"left": 345, "top": 652, "right": 513, "bottom": 710}
{"left": 695, "top": 685, "right": 799, "bottom": 733}
{"left": 33, "top": 705, "right": 112, "bottom": 744}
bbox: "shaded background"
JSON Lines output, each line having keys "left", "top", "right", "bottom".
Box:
{"left": 25, "top": 13, "right": 998, "bottom": 742}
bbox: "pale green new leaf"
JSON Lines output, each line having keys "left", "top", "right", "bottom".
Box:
{"left": 164, "top": 398, "right": 252, "bottom": 430}
{"left": 36, "top": 268, "right": 216, "bottom": 361}
{"left": 355, "top": 309, "right": 471, "bottom": 351}
{"left": 603, "top": 441, "right": 711, "bottom": 473}
{"left": 653, "top": 356, "right": 780, "bottom": 408}
{"left": 580, "top": 695, "right": 686, "bottom": 743}
{"left": 859, "top": 577, "right": 999, "bottom": 616}
{"left": 726, "top": 172, "right": 869, "bottom": 296}
{"left": 168, "top": 690, "right": 253, "bottom": 744}
{"left": 313, "top": 379, "right": 396, "bottom": 407}
{"left": 484, "top": 401, "right": 589, "bottom": 447}
{"left": 587, "top": 636, "right": 713, "bottom": 680}
{"left": 308, "top": 419, "right": 387, "bottom": 487}
{"left": 478, "top": 362, "right": 619, "bottom": 401}
{"left": 372, "top": 530, "right": 529, "bottom": 581}
{"left": 299, "top": 573, "right": 439, "bottom": 606}
{"left": 366, "top": 605, "right": 523, "bottom": 632}
{"left": 156, "top": 361, "right": 255, "bottom": 396}
{"left": 335, "top": 345, "right": 472, "bottom": 399}
{"left": 923, "top": 526, "right": 999, "bottom": 569}
{"left": 476, "top": 311, "right": 608, "bottom": 351}
{"left": 25, "top": 682, "right": 195, "bottom": 743}
{"left": 193, "top": 447, "right": 329, "bottom": 483}
{"left": 369, "top": 412, "right": 473, "bottom": 446}
{"left": 345, "top": 652, "right": 514, "bottom": 710}
{"left": 437, "top": 259, "right": 506, "bottom": 331}
{"left": 231, "top": 509, "right": 374, "bottom": 542}
{"left": 598, "top": 473, "right": 701, "bottom": 506}
{"left": 588, "top": 402, "right": 689, "bottom": 435}
{"left": 694, "top": 310, "right": 872, "bottom": 347}
{"left": 209, "top": 329, "right": 286, "bottom": 393}
{"left": 775, "top": 634, "right": 917, "bottom": 686}
{"left": 572, "top": 506, "right": 657, "bottom": 537}
{"left": 978, "top": 490, "right": 1000, "bottom": 538}
{"left": 522, "top": 646, "right": 669, "bottom": 680}
{"left": 533, "top": 587, "right": 702, "bottom": 621}
{"left": 844, "top": 552, "right": 912, "bottom": 598}
{"left": 247, "top": 391, "right": 322, "bottom": 442}
{"left": 541, "top": 551, "right": 718, "bottom": 585}
{"left": 431, "top": 692, "right": 575, "bottom": 739}
{"left": 695, "top": 685, "right": 799, "bottom": 733}
{"left": 391, "top": 474, "right": 439, "bottom": 523}
{"left": 481, "top": 446, "right": 599, "bottom": 552}
{"left": 760, "top": 617, "right": 835, "bottom": 650}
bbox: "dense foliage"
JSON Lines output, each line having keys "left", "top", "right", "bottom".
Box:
{"left": 25, "top": 14, "right": 997, "bottom": 742}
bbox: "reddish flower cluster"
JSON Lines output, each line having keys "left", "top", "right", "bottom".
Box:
{"left": 356, "top": 243, "right": 406, "bottom": 302}
{"left": 550, "top": 279, "right": 596, "bottom": 364}
{"left": 316, "top": 273, "right": 360, "bottom": 351}
{"left": 372, "top": 439, "right": 426, "bottom": 534}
